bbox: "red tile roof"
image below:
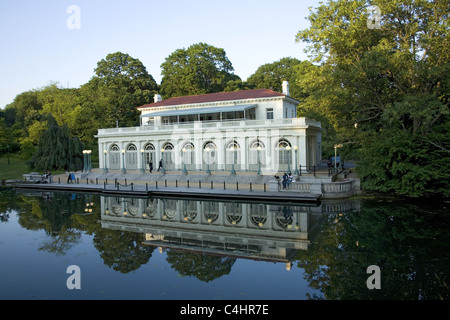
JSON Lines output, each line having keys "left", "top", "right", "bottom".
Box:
{"left": 137, "top": 89, "right": 286, "bottom": 109}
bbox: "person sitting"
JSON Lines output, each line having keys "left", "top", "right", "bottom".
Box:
{"left": 287, "top": 173, "right": 293, "bottom": 188}
{"left": 41, "top": 170, "right": 48, "bottom": 183}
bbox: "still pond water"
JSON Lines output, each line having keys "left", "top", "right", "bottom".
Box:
{"left": 0, "top": 188, "right": 448, "bottom": 300}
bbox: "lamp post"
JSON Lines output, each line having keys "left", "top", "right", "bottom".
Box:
{"left": 229, "top": 146, "right": 236, "bottom": 175}
{"left": 140, "top": 149, "right": 145, "bottom": 173}
{"left": 286, "top": 146, "right": 291, "bottom": 173}
{"left": 121, "top": 149, "right": 126, "bottom": 174}
{"left": 205, "top": 147, "right": 211, "bottom": 175}
{"left": 87, "top": 150, "right": 92, "bottom": 173}
{"left": 334, "top": 144, "right": 343, "bottom": 173}
{"left": 82, "top": 150, "right": 87, "bottom": 173}
{"left": 257, "top": 146, "right": 262, "bottom": 175}
{"left": 103, "top": 150, "right": 108, "bottom": 174}
{"left": 294, "top": 146, "right": 299, "bottom": 175}
{"left": 182, "top": 148, "right": 188, "bottom": 175}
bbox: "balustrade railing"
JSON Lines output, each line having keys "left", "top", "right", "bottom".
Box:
{"left": 322, "top": 180, "right": 355, "bottom": 194}
{"left": 98, "top": 118, "right": 317, "bottom": 136}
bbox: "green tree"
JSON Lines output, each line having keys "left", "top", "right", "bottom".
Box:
{"left": 247, "top": 57, "right": 310, "bottom": 100}
{"left": 4, "top": 89, "right": 42, "bottom": 129}
{"left": 0, "top": 107, "right": 16, "bottom": 127}
{"left": 78, "top": 77, "right": 114, "bottom": 146}
{"left": 4, "top": 89, "right": 43, "bottom": 156}
{"left": 296, "top": 0, "right": 449, "bottom": 197}
{"left": 31, "top": 115, "right": 84, "bottom": 171}
{"left": 160, "top": 42, "right": 239, "bottom": 98}
{"left": 88, "top": 52, "right": 159, "bottom": 128}
{"left": 37, "top": 84, "right": 82, "bottom": 130}
{"left": 0, "top": 118, "right": 8, "bottom": 147}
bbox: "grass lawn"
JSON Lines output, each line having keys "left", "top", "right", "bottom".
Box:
{"left": 0, "top": 155, "right": 31, "bottom": 180}
{"left": 0, "top": 155, "right": 71, "bottom": 181}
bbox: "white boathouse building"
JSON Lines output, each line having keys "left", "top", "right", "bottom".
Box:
{"left": 96, "top": 82, "right": 322, "bottom": 175}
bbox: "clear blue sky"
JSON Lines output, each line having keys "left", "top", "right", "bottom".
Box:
{"left": 0, "top": 0, "right": 321, "bottom": 109}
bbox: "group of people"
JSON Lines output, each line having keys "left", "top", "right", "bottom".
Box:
{"left": 274, "top": 172, "right": 295, "bottom": 190}
{"left": 147, "top": 160, "right": 163, "bottom": 173}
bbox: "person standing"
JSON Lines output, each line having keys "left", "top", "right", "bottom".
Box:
{"left": 274, "top": 175, "right": 281, "bottom": 191}
{"left": 149, "top": 161, "right": 153, "bottom": 173}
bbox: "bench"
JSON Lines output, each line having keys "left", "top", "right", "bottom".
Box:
{"left": 22, "top": 172, "right": 52, "bottom": 183}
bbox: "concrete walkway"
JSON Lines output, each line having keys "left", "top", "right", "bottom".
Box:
{"left": 14, "top": 163, "right": 359, "bottom": 203}
{"left": 15, "top": 169, "right": 328, "bottom": 203}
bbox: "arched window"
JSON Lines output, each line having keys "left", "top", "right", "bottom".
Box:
{"left": 162, "top": 142, "right": 174, "bottom": 150}
{"left": 161, "top": 142, "right": 175, "bottom": 170}
{"left": 161, "top": 199, "right": 177, "bottom": 220}
{"left": 144, "top": 143, "right": 155, "bottom": 151}
{"left": 181, "top": 142, "right": 195, "bottom": 167}
{"left": 250, "top": 203, "right": 268, "bottom": 227}
{"left": 276, "top": 139, "right": 292, "bottom": 172}
{"left": 126, "top": 144, "right": 138, "bottom": 170}
{"left": 275, "top": 206, "right": 294, "bottom": 229}
{"left": 181, "top": 200, "right": 197, "bottom": 222}
{"left": 143, "top": 143, "right": 155, "bottom": 169}
{"left": 249, "top": 139, "right": 266, "bottom": 171}
{"left": 225, "top": 202, "right": 242, "bottom": 226}
{"left": 110, "top": 144, "right": 120, "bottom": 151}
{"left": 225, "top": 140, "right": 240, "bottom": 170}
{"left": 203, "top": 141, "right": 217, "bottom": 171}
{"left": 109, "top": 144, "right": 120, "bottom": 170}
{"left": 202, "top": 201, "right": 219, "bottom": 224}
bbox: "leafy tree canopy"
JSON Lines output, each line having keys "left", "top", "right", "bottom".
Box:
{"left": 89, "top": 52, "right": 159, "bottom": 128}
{"left": 160, "top": 42, "right": 240, "bottom": 98}
{"left": 247, "top": 57, "right": 312, "bottom": 100}
{"left": 94, "top": 52, "right": 158, "bottom": 93}
{"left": 296, "top": 0, "right": 449, "bottom": 197}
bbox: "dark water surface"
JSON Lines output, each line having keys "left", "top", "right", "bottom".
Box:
{"left": 0, "top": 189, "right": 448, "bottom": 300}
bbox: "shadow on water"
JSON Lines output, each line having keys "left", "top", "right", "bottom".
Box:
{"left": 1, "top": 189, "right": 449, "bottom": 300}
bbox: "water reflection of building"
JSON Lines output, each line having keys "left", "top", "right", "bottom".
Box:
{"left": 100, "top": 196, "right": 359, "bottom": 270}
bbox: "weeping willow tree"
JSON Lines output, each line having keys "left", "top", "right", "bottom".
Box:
{"left": 31, "top": 115, "right": 84, "bottom": 171}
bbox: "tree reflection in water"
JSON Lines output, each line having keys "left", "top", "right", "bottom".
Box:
{"left": 295, "top": 199, "right": 450, "bottom": 300}
{"left": 166, "top": 251, "right": 235, "bottom": 282}
{"left": 2, "top": 189, "right": 448, "bottom": 299}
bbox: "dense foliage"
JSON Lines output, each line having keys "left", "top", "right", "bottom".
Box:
{"left": 296, "top": 0, "right": 449, "bottom": 198}
{"left": 31, "top": 115, "right": 84, "bottom": 171}
{"left": 160, "top": 42, "right": 241, "bottom": 97}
